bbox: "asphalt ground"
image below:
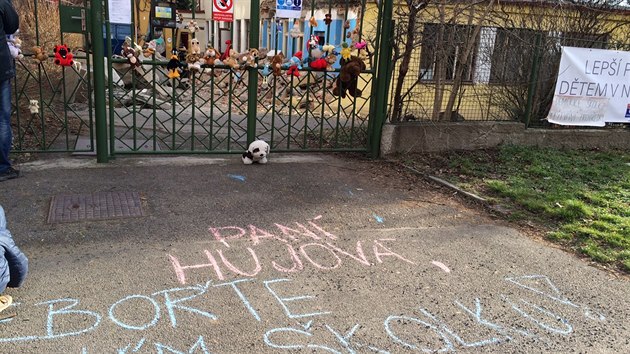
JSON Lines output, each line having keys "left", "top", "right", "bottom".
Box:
{"left": 0, "top": 154, "right": 628, "bottom": 353}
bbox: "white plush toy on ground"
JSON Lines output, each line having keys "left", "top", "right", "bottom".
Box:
{"left": 242, "top": 140, "right": 270, "bottom": 165}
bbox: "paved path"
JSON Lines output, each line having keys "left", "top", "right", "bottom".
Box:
{"left": 0, "top": 154, "right": 628, "bottom": 353}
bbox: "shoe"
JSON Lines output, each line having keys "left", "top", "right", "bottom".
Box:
{"left": 0, "top": 295, "right": 12, "bottom": 313}
{"left": 0, "top": 167, "right": 19, "bottom": 182}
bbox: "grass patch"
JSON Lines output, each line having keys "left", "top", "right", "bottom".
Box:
{"left": 402, "top": 146, "right": 630, "bottom": 273}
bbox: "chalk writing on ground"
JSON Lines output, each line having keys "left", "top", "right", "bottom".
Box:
{"left": 0, "top": 217, "right": 608, "bottom": 352}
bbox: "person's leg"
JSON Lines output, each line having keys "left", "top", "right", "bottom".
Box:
{"left": 0, "top": 79, "right": 18, "bottom": 180}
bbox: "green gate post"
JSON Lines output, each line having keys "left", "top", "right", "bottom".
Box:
{"left": 370, "top": 0, "right": 393, "bottom": 158}
{"left": 91, "top": 0, "right": 108, "bottom": 162}
{"left": 247, "top": 0, "right": 260, "bottom": 145}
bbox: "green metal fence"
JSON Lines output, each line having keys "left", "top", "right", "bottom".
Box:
{"left": 387, "top": 14, "right": 630, "bottom": 128}
{"left": 12, "top": 0, "right": 392, "bottom": 160}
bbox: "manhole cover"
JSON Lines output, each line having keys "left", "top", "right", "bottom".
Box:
{"left": 48, "top": 191, "right": 145, "bottom": 223}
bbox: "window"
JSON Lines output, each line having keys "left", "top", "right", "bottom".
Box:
{"left": 489, "top": 28, "right": 546, "bottom": 84}
{"left": 419, "top": 23, "right": 479, "bottom": 82}
{"left": 314, "top": 31, "right": 326, "bottom": 46}
{"left": 561, "top": 32, "right": 609, "bottom": 49}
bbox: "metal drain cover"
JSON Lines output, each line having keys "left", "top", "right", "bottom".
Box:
{"left": 48, "top": 191, "right": 145, "bottom": 223}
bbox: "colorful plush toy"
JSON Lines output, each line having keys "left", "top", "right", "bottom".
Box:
{"left": 340, "top": 42, "right": 351, "bottom": 61}
{"left": 53, "top": 44, "right": 74, "bottom": 67}
{"left": 284, "top": 51, "right": 303, "bottom": 77}
{"left": 166, "top": 50, "right": 181, "bottom": 79}
{"left": 309, "top": 17, "right": 318, "bottom": 27}
{"left": 333, "top": 56, "right": 366, "bottom": 98}
{"left": 220, "top": 40, "right": 233, "bottom": 61}
{"left": 322, "top": 44, "right": 335, "bottom": 55}
{"left": 309, "top": 47, "right": 327, "bottom": 71}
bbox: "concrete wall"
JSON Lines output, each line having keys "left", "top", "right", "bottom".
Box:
{"left": 381, "top": 122, "right": 630, "bottom": 155}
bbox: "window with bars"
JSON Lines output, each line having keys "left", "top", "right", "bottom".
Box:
{"left": 419, "top": 23, "right": 480, "bottom": 82}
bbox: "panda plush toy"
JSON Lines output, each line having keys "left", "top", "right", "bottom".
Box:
{"left": 242, "top": 140, "right": 270, "bottom": 165}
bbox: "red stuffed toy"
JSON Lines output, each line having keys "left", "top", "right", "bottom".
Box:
{"left": 53, "top": 44, "right": 74, "bottom": 67}
{"left": 309, "top": 58, "right": 327, "bottom": 71}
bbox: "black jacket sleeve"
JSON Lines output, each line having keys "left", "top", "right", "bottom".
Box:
{"left": 1, "top": 0, "right": 19, "bottom": 35}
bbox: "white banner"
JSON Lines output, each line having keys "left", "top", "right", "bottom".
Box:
{"left": 108, "top": 0, "right": 132, "bottom": 24}
{"left": 547, "top": 46, "right": 630, "bottom": 127}
{"left": 276, "top": 0, "right": 303, "bottom": 19}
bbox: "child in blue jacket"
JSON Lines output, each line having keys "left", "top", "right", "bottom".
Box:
{"left": 0, "top": 205, "right": 28, "bottom": 314}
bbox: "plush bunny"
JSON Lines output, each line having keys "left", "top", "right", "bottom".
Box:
{"left": 6, "top": 31, "right": 23, "bottom": 59}
{"left": 242, "top": 140, "right": 270, "bottom": 165}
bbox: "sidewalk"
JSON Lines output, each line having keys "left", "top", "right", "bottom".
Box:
{"left": 0, "top": 154, "right": 629, "bottom": 353}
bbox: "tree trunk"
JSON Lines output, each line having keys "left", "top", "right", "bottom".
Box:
{"left": 444, "top": 1, "right": 494, "bottom": 121}
{"left": 391, "top": 6, "right": 420, "bottom": 123}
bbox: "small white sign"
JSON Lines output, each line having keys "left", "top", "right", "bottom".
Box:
{"left": 213, "top": 0, "right": 234, "bottom": 22}
{"left": 276, "top": 0, "right": 303, "bottom": 19}
{"left": 108, "top": 0, "right": 132, "bottom": 24}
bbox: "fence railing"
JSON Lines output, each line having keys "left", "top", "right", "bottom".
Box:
{"left": 388, "top": 22, "right": 630, "bottom": 128}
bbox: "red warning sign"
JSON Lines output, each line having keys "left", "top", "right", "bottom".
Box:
{"left": 213, "top": 0, "right": 234, "bottom": 22}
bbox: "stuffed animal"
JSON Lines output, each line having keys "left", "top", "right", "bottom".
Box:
{"left": 143, "top": 40, "right": 157, "bottom": 57}
{"left": 324, "top": 14, "right": 332, "bottom": 25}
{"left": 220, "top": 40, "right": 232, "bottom": 61}
{"left": 121, "top": 42, "right": 141, "bottom": 68}
{"left": 261, "top": 63, "right": 271, "bottom": 77}
{"left": 309, "top": 47, "right": 327, "bottom": 71}
{"left": 203, "top": 45, "right": 220, "bottom": 66}
{"left": 270, "top": 53, "right": 284, "bottom": 76}
{"left": 166, "top": 50, "right": 181, "bottom": 79}
{"left": 344, "top": 21, "right": 350, "bottom": 30}
{"left": 325, "top": 53, "right": 337, "bottom": 71}
{"left": 223, "top": 49, "right": 240, "bottom": 70}
{"left": 240, "top": 48, "right": 259, "bottom": 69}
{"left": 309, "top": 17, "right": 318, "bottom": 27}
{"left": 32, "top": 46, "right": 48, "bottom": 64}
{"left": 186, "top": 38, "right": 203, "bottom": 71}
{"left": 322, "top": 44, "right": 335, "bottom": 55}
{"left": 6, "top": 31, "right": 22, "bottom": 59}
{"left": 53, "top": 44, "right": 74, "bottom": 67}
{"left": 289, "top": 20, "right": 303, "bottom": 38}
{"left": 28, "top": 100, "right": 39, "bottom": 115}
{"left": 188, "top": 20, "right": 199, "bottom": 35}
{"left": 283, "top": 51, "right": 302, "bottom": 77}
{"left": 242, "top": 140, "right": 270, "bottom": 165}
{"left": 332, "top": 56, "right": 366, "bottom": 98}
{"left": 308, "top": 35, "right": 319, "bottom": 50}
{"left": 340, "top": 42, "right": 351, "bottom": 61}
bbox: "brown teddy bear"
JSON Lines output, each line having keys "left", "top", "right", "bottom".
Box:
{"left": 332, "top": 56, "right": 366, "bottom": 98}
{"left": 32, "top": 46, "right": 48, "bottom": 64}
{"left": 203, "top": 45, "right": 220, "bottom": 66}
{"left": 271, "top": 53, "right": 285, "bottom": 76}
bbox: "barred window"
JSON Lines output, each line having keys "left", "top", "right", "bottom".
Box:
{"left": 419, "top": 23, "right": 479, "bottom": 82}
{"left": 489, "top": 28, "right": 546, "bottom": 84}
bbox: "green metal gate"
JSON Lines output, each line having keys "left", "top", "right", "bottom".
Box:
{"left": 12, "top": 0, "right": 393, "bottom": 161}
